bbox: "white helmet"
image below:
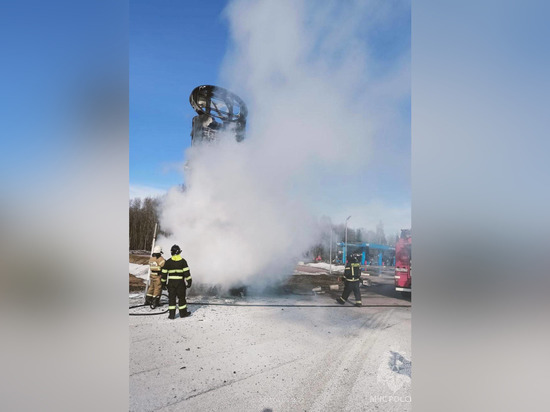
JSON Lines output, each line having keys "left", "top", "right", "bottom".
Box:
{"left": 153, "top": 245, "right": 163, "bottom": 254}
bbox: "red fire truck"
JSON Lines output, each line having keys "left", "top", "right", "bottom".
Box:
{"left": 394, "top": 229, "right": 411, "bottom": 295}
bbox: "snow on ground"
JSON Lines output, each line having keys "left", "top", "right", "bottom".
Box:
{"left": 305, "top": 262, "right": 345, "bottom": 272}
{"left": 293, "top": 262, "right": 346, "bottom": 275}
{"left": 129, "top": 293, "right": 411, "bottom": 411}
{"left": 130, "top": 263, "right": 149, "bottom": 280}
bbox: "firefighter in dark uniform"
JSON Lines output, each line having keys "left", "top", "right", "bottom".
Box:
{"left": 161, "top": 244, "right": 192, "bottom": 319}
{"left": 336, "top": 254, "right": 362, "bottom": 307}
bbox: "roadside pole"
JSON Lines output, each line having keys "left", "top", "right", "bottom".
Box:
{"left": 143, "top": 223, "right": 158, "bottom": 301}
{"left": 329, "top": 228, "right": 333, "bottom": 275}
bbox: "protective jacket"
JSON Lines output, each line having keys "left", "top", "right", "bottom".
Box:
{"left": 161, "top": 255, "right": 191, "bottom": 283}
{"left": 343, "top": 261, "right": 361, "bottom": 281}
{"left": 149, "top": 255, "right": 165, "bottom": 274}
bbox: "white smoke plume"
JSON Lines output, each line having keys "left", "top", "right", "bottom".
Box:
{"left": 158, "top": 0, "right": 409, "bottom": 288}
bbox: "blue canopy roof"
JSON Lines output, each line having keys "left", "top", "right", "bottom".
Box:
{"left": 336, "top": 242, "right": 395, "bottom": 251}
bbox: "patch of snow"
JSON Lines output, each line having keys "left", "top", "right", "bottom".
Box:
{"left": 129, "top": 263, "right": 149, "bottom": 280}
{"left": 305, "top": 262, "right": 345, "bottom": 271}
{"left": 294, "top": 270, "right": 323, "bottom": 276}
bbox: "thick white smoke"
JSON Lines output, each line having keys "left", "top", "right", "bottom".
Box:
{"left": 160, "top": 135, "right": 318, "bottom": 287}
{"left": 159, "top": 0, "right": 409, "bottom": 288}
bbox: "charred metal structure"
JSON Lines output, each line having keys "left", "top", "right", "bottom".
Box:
{"left": 189, "top": 85, "right": 248, "bottom": 144}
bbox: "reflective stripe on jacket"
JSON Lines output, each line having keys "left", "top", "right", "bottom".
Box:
{"left": 344, "top": 262, "right": 361, "bottom": 281}
{"left": 161, "top": 254, "right": 192, "bottom": 281}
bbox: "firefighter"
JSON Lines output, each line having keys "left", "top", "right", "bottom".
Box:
{"left": 161, "top": 244, "right": 192, "bottom": 319}
{"left": 336, "top": 254, "right": 362, "bottom": 307}
{"left": 145, "top": 245, "right": 165, "bottom": 308}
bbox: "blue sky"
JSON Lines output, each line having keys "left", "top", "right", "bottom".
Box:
{"left": 130, "top": 1, "right": 231, "bottom": 193}
{"left": 130, "top": 1, "right": 411, "bottom": 233}
{"left": 130, "top": 1, "right": 410, "bottom": 197}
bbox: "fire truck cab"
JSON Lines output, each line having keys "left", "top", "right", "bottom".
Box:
{"left": 394, "top": 229, "right": 411, "bottom": 295}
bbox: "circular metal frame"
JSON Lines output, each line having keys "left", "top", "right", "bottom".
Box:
{"left": 189, "top": 85, "right": 248, "bottom": 123}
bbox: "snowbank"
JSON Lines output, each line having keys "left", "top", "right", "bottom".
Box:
{"left": 305, "top": 262, "right": 345, "bottom": 271}
{"left": 129, "top": 263, "right": 149, "bottom": 280}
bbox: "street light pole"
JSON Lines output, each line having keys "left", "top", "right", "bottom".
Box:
{"left": 345, "top": 215, "right": 351, "bottom": 262}
{"left": 329, "top": 224, "right": 333, "bottom": 274}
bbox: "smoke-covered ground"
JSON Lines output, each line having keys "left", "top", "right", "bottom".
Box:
{"left": 158, "top": 0, "right": 410, "bottom": 290}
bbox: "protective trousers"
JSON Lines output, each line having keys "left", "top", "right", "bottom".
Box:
{"left": 167, "top": 279, "right": 188, "bottom": 319}
{"left": 146, "top": 274, "right": 162, "bottom": 301}
{"left": 341, "top": 280, "right": 362, "bottom": 304}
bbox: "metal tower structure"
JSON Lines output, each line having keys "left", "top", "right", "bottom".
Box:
{"left": 189, "top": 85, "right": 248, "bottom": 144}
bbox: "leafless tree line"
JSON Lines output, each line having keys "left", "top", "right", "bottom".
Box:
{"left": 129, "top": 197, "right": 162, "bottom": 251}
{"left": 129, "top": 196, "right": 400, "bottom": 262}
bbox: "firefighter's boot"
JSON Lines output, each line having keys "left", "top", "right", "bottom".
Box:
{"left": 154, "top": 297, "right": 161, "bottom": 308}
{"left": 168, "top": 309, "right": 176, "bottom": 320}
{"left": 354, "top": 302, "right": 362, "bottom": 307}
{"left": 151, "top": 297, "right": 158, "bottom": 309}
{"left": 144, "top": 296, "right": 152, "bottom": 305}
{"left": 336, "top": 297, "right": 345, "bottom": 305}
{"left": 180, "top": 309, "right": 191, "bottom": 318}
